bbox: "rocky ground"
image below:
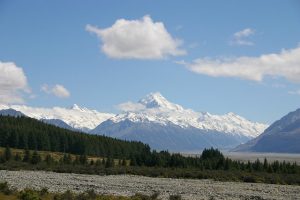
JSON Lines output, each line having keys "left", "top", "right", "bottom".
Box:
{"left": 0, "top": 170, "right": 299, "bottom": 200}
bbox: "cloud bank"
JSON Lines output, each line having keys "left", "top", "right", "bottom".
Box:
{"left": 180, "top": 46, "right": 300, "bottom": 82}
{"left": 41, "top": 84, "right": 70, "bottom": 98}
{"left": 86, "top": 15, "right": 186, "bottom": 59}
{"left": 0, "top": 61, "right": 29, "bottom": 104}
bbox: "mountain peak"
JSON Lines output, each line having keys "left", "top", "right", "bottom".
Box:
{"left": 70, "top": 104, "right": 85, "bottom": 111}
{"left": 138, "top": 92, "right": 183, "bottom": 111}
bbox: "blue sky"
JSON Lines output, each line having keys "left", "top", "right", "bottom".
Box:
{"left": 0, "top": 0, "right": 300, "bottom": 124}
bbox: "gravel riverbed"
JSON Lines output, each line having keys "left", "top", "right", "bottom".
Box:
{"left": 0, "top": 170, "right": 299, "bottom": 200}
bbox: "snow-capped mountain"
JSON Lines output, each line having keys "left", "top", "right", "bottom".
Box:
{"left": 92, "top": 92, "right": 267, "bottom": 151}
{"left": 0, "top": 92, "right": 268, "bottom": 151}
{"left": 0, "top": 104, "right": 114, "bottom": 132}
{"left": 103, "top": 93, "right": 265, "bottom": 137}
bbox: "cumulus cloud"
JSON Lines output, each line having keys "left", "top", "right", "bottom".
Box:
{"left": 41, "top": 84, "right": 70, "bottom": 98}
{"left": 86, "top": 15, "right": 186, "bottom": 59}
{"left": 231, "top": 28, "right": 255, "bottom": 46}
{"left": 0, "top": 61, "right": 29, "bottom": 104}
{"left": 116, "top": 101, "right": 146, "bottom": 112}
{"left": 179, "top": 46, "right": 300, "bottom": 83}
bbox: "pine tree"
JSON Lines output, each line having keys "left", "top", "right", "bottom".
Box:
{"left": 267, "top": 165, "right": 274, "bottom": 173}
{"left": 90, "top": 159, "right": 94, "bottom": 165}
{"left": 31, "top": 150, "right": 41, "bottom": 164}
{"left": 105, "top": 157, "right": 114, "bottom": 168}
{"left": 23, "top": 149, "right": 31, "bottom": 162}
{"left": 224, "top": 158, "right": 230, "bottom": 170}
{"left": 4, "top": 146, "right": 12, "bottom": 161}
{"left": 130, "top": 155, "right": 137, "bottom": 166}
{"left": 102, "top": 158, "right": 106, "bottom": 165}
{"left": 62, "top": 154, "right": 72, "bottom": 164}
{"left": 73, "top": 156, "right": 80, "bottom": 165}
{"left": 79, "top": 155, "right": 87, "bottom": 165}
{"left": 247, "top": 161, "right": 252, "bottom": 172}
{"left": 263, "top": 158, "right": 268, "bottom": 171}
{"left": 122, "top": 158, "right": 127, "bottom": 166}
{"left": 45, "top": 154, "right": 54, "bottom": 164}
{"left": 14, "top": 153, "right": 21, "bottom": 161}
{"left": 95, "top": 159, "right": 102, "bottom": 166}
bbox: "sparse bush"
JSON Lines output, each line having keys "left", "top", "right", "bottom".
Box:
{"left": 4, "top": 146, "right": 12, "bottom": 161}
{"left": 18, "top": 188, "right": 41, "bottom": 200}
{"left": 150, "top": 192, "right": 160, "bottom": 200}
{"left": 169, "top": 194, "right": 182, "bottom": 200}
{"left": 74, "top": 189, "right": 98, "bottom": 200}
{"left": 59, "top": 190, "right": 75, "bottom": 200}
{"left": 31, "top": 151, "right": 41, "bottom": 164}
{"left": 39, "top": 187, "right": 49, "bottom": 196}
{"left": 0, "top": 181, "right": 14, "bottom": 195}
{"left": 132, "top": 193, "right": 156, "bottom": 200}
{"left": 243, "top": 176, "right": 257, "bottom": 183}
{"left": 85, "top": 189, "right": 97, "bottom": 199}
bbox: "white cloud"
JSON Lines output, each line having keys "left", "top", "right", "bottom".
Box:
{"left": 0, "top": 61, "right": 29, "bottom": 104}
{"left": 116, "top": 101, "right": 146, "bottom": 112}
{"left": 231, "top": 28, "right": 255, "bottom": 46}
{"left": 41, "top": 84, "right": 70, "bottom": 98}
{"left": 288, "top": 90, "right": 300, "bottom": 95}
{"left": 86, "top": 15, "right": 186, "bottom": 59}
{"left": 179, "top": 46, "right": 300, "bottom": 83}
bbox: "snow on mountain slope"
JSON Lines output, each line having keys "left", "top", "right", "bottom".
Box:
{"left": 0, "top": 104, "right": 114, "bottom": 132}
{"left": 110, "top": 92, "right": 267, "bottom": 138}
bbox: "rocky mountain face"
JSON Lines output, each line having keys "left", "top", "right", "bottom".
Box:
{"left": 233, "top": 108, "right": 300, "bottom": 153}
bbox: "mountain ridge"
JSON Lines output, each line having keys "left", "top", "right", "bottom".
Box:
{"left": 233, "top": 108, "right": 300, "bottom": 153}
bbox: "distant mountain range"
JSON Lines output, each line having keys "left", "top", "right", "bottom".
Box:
{"left": 0, "top": 104, "right": 114, "bottom": 132}
{"left": 0, "top": 93, "right": 267, "bottom": 152}
{"left": 233, "top": 108, "right": 300, "bottom": 153}
{"left": 0, "top": 108, "right": 25, "bottom": 117}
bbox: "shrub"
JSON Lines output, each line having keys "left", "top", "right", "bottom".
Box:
{"left": 150, "top": 192, "right": 160, "bottom": 200}
{"left": 132, "top": 193, "right": 156, "bottom": 200}
{"left": 243, "top": 176, "right": 257, "bottom": 183}
{"left": 4, "top": 146, "right": 12, "bottom": 161}
{"left": 57, "top": 190, "right": 74, "bottom": 200}
{"left": 85, "top": 189, "right": 97, "bottom": 199}
{"left": 0, "top": 181, "right": 14, "bottom": 195}
{"left": 18, "top": 188, "right": 41, "bottom": 200}
{"left": 169, "top": 194, "right": 182, "bottom": 200}
{"left": 39, "top": 187, "right": 49, "bottom": 196}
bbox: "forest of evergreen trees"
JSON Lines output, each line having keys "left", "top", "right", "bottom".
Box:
{"left": 0, "top": 115, "right": 151, "bottom": 159}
